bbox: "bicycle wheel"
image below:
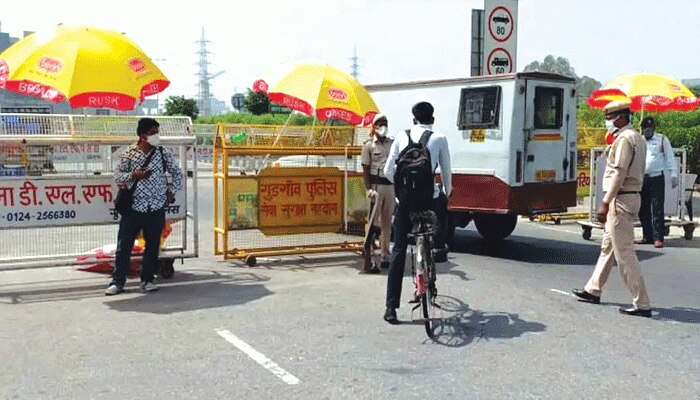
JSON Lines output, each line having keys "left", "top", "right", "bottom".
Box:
{"left": 421, "top": 283, "right": 435, "bottom": 337}
{"left": 420, "top": 252, "right": 436, "bottom": 338}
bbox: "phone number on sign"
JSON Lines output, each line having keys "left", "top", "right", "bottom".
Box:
{"left": 2, "top": 210, "right": 77, "bottom": 222}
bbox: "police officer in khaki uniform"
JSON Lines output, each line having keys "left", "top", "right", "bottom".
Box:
{"left": 361, "top": 114, "right": 394, "bottom": 274}
{"left": 573, "top": 100, "right": 652, "bottom": 317}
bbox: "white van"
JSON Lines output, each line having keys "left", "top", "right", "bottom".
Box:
{"left": 366, "top": 72, "right": 578, "bottom": 242}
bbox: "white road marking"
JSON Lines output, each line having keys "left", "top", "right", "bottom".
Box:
{"left": 550, "top": 288, "right": 574, "bottom": 297}
{"left": 216, "top": 329, "right": 300, "bottom": 385}
{"left": 535, "top": 224, "right": 585, "bottom": 236}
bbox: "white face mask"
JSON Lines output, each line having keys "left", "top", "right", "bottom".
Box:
{"left": 604, "top": 116, "right": 619, "bottom": 132}
{"left": 375, "top": 126, "right": 387, "bottom": 137}
{"left": 146, "top": 134, "right": 161, "bottom": 146}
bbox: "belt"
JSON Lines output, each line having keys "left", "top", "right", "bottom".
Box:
{"left": 618, "top": 191, "right": 640, "bottom": 195}
{"left": 644, "top": 173, "right": 663, "bottom": 178}
{"left": 370, "top": 175, "right": 392, "bottom": 185}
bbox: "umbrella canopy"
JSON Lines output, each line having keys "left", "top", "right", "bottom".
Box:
{"left": 587, "top": 72, "right": 699, "bottom": 112}
{"left": 253, "top": 63, "right": 378, "bottom": 125}
{"left": 0, "top": 25, "right": 169, "bottom": 110}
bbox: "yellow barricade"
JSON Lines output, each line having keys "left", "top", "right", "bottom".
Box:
{"left": 213, "top": 123, "right": 370, "bottom": 266}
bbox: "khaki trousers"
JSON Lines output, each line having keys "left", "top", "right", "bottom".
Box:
{"left": 585, "top": 194, "right": 651, "bottom": 310}
{"left": 367, "top": 184, "right": 395, "bottom": 263}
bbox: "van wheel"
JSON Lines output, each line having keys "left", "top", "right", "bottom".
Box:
{"left": 474, "top": 213, "right": 517, "bottom": 240}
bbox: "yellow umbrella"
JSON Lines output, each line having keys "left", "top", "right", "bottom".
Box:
{"left": 587, "top": 72, "right": 699, "bottom": 112}
{"left": 0, "top": 25, "right": 169, "bottom": 110}
{"left": 253, "top": 63, "right": 379, "bottom": 125}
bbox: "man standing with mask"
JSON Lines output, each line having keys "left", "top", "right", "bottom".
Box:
{"left": 572, "top": 100, "right": 652, "bottom": 317}
{"left": 106, "top": 118, "right": 183, "bottom": 295}
{"left": 361, "top": 114, "right": 394, "bottom": 274}
{"left": 636, "top": 117, "right": 678, "bottom": 248}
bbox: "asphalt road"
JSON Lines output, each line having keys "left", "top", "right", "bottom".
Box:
{"left": 1, "top": 180, "right": 699, "bottom": 399}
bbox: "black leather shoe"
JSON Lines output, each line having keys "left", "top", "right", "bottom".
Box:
{"left": 433, "top": 251, "right": 448, "bottom": 263}
{"left": 380, "top": 261, "right": 389, "bottom": 270}
{"left": 572, "top": 288, "right": 600, "bottom": 304}
{"left": 383, "top": 308, "right": 398, "bottom": 324}
{"left": 619, "top": 307, "right": 652, "bottom": 318}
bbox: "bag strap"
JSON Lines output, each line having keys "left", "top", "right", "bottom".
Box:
{"left": 405, "top": 129, "right": 414, "bottom": 145}
{"left": 418, "top": 130, "right": 433, "bottom": 146}
{"left": 128, "top": 147, "right": 158, "bottom": 192}
{"left": 159, "top": 146, "right": 166, "bottom": 172}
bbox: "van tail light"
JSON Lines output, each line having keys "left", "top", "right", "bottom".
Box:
{"left": 516, "top": 151, "right": 523, "bottom": 183}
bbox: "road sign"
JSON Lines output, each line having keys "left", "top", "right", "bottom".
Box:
{"left": 486, "top": 47, "right": 514, "bottom": 74}
{"left": 482, "top": 0, "right": 518, "bottom": 76}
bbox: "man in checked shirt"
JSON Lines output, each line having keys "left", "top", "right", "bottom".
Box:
{"left": 106, "top": 118, "right": 183, "bottom": 296}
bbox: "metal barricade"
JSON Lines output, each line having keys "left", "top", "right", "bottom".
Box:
{"left": 213, "top": 123, "right": 369, "bottom": 265}
{"left": 0, "top": 114, "right": 199, "bottom": 271}
{"left": 577, "top": 146, "right": 697, "bottom": 240}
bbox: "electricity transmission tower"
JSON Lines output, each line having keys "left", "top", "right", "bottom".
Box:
{"left": 350, "top": 46, "right": 360, "bottom": 79}
{"left": 196, "top": 27, "right": 224, "bottom": 116}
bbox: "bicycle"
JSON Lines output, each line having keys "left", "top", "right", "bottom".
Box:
{"left": 408, "top": 210, "right": 439, "bottom": 337}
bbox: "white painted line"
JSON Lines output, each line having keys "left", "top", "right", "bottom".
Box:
{"left": 535, "top": 225, "right": 584, "bottom": 236}
{"left": 216, "top": 329, "right": 300, "bottom": 385}
{"left": 550, "top": 288, "right": 574, "bottom": 297}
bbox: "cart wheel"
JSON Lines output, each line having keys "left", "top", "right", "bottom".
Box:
{"left": 582, "top": 227, "right": 592, "bottom": 240}
{"left": 554, "top": 218, "right": 561, "bottom": 225}
{"left": 245, "top": 255, "right": 257, "bottom": 267}
{"left": 528, "top": 216, "right": 535, "bottom": 222}
{"left": 683, "top": 226, "right": 694, "bottom": 240}
{"left": 664, "top": 226, "right": 670, "bottom": 237}
{"left": 159, "top": 259, "right": 175, "bottom": 279}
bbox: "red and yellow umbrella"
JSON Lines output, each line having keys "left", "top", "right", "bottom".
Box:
{"left": 0, "top": 25, "right": 169, "bottom": 110}
{"left": 587, "top": 72, "right": 699, "bottom": 112}
{"left": 253, "top": 63, "right": 378, "bottom": 125}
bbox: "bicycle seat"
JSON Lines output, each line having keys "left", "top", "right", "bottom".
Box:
{"left": 407, "top": 210, "right": 437, "bottom": 243}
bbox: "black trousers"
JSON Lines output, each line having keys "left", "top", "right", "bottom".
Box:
{"left": 110, "top": 208, "right": 165, "bottom": 288}
{"left": 385, "top": 193, "right": 448, "bottom": 309}
{"left": 639, "top": 174, "right": 665, "bottom": 242}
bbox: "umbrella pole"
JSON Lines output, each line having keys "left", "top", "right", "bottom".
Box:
{"left": 259, "top": 112, "right": 294, "bottom": 172}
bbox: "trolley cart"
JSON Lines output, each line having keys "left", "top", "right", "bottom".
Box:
{"left": 578, "top": 147, "right": 697, "bottom": 241}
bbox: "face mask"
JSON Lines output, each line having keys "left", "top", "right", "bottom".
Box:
{"left": 146, "top": 134, "right": 161, "bottom": 146}
{"left": 643, "top": 128, "right": 654, "bottom": 139}
{"left": 604, "top": 116, "right": 619, "bottom": 132}
{"left": 375, "top": 126, "right": 387, "bottom": 137}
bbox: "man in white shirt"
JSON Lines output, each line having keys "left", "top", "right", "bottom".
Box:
{"left": 382, "top": 101, "right": 452, "bottom": 324}
{"left": 636, "top": 117, "right": 678, "bottom": 249}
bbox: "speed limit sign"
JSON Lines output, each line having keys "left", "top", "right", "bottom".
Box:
{"left": 482, "top": 0, "right": 518, "bottom": 76}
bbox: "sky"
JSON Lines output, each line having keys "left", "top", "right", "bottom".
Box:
{"left": 1, "top": 0, "right": 699, "bottom": 110}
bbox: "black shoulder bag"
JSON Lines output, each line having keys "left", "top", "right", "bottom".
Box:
{"left": 114, "top": 148, "right": 158, "bottom": 215}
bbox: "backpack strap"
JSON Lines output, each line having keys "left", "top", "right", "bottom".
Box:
{"left": 405, "top": 129, "right": 414, "bottom": 145}
{"left": 418, "top": 130, "right": 433, "bottom": 146}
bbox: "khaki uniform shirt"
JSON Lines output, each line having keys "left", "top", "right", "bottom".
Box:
{"left": 602, "top": 124, "right": 647, "bottom": 204}
{"left": 361, "top": 135, "right": 393, "bottom": 178}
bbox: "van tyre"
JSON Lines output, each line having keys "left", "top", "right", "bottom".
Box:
{"left": 473, "top": 213, "right": 517, "bottom": 241}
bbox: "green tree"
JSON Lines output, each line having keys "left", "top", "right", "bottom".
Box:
{"left": 524, "top": 55, "right": 602, "bottom": 102}
{"left": 688, "top": 85, "right": 700, "bottom": 98}
{"left": 164, "top": 96, "right": 199, "bottom": 120}
{"left": 243, "top": 89, "right": 271, "bottom": 115}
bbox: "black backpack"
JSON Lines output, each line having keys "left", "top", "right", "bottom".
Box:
{"left": 394, "top": 129, "right": 435, "bottom": 213}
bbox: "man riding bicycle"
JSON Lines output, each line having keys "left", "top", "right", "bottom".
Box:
{"left": 382, "top": 102, "right": 452, "bottom": 324}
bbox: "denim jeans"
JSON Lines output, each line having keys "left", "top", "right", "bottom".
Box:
{"left": 385, "top": 193, "right": 447, "bottom": 309}
{"left": 110, "top": 208, "right": 165, "bottom": 288}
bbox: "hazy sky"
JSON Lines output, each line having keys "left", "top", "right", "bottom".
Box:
{"left": 2, "top": 0, "right": 699, "bottom": 108}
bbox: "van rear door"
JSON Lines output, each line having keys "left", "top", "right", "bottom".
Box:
{"left": 523, "top": 81, "right": 573, "bottom": 184}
